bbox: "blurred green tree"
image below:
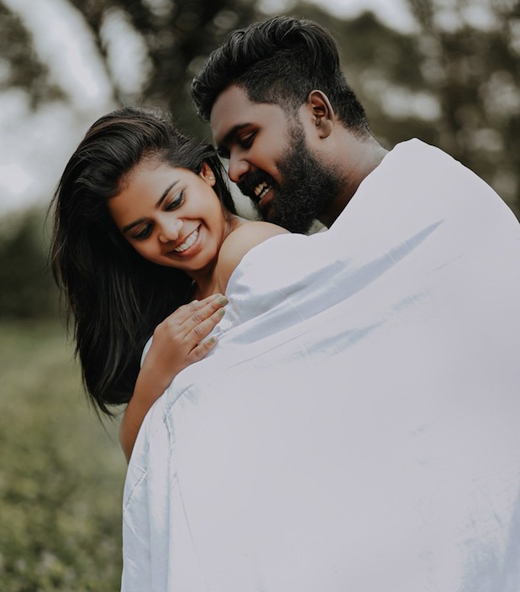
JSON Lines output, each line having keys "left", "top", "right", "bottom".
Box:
{"left": 0, "top": 209, "right": 58, "bottom": 319}
{"left": 65, "top": 0, "right": 262, "bottom": 139}
{"left": 405, "top": 0, "right": 520, "bottom": 213}
{"left": 0, "top": 2, "right": 64, "bottom": 106}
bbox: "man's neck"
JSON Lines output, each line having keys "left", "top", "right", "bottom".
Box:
{"left": 319, "top": 133, "right": 388, "bottom": 228}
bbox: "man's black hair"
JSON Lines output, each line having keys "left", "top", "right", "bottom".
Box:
{"left": 191, "top": 16, "right": 369, "bottom": 133}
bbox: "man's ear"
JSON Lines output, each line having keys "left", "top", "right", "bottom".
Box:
{"left": 306, "top": 90, "right": 334, "bottom": 139}
{"left": 200, "top": 162, "right": 216, "bottom": 186}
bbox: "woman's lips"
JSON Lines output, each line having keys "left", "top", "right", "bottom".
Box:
{"left": 170, "top": 226, "right": 201, "bottom": 255}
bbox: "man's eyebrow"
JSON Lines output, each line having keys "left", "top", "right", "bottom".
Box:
{"left": 217, "top": 123, "right": 249, "bottom": 152}
{"left": 122, "top": 180, "right": 179, "bottom": 234}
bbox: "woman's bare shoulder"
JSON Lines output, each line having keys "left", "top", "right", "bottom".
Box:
{"left": 227, "top": 220, "right": 288, "bottom": 247}
{"left": 216, "top": 220, "right": 289, "bottom": 290}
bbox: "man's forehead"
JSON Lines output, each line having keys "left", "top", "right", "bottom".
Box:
{"left": 210, "top": 85, "right": 281, "bottom": 145}
{"left": 210, "top": 86, "right": 254, "bottom": 143}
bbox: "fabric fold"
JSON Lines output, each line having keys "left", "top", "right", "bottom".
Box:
{"left": 122, "top": 140, "right": 520, "bottom": 592}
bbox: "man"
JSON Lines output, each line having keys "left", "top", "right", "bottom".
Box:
{"left": 191, "top": 16, "right": 388, "bottom": 234}
{"left": 121, "top": 17, "right": 520, "bottom": 592}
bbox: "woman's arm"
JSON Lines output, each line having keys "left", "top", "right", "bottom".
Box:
{"left": 120, "top": 294, "right": 228, "bottom": 462}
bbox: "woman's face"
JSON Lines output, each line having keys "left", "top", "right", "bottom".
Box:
{"left": 108, "top": 159, "right": 231, "bottom": 281}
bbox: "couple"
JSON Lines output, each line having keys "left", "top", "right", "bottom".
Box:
{"left": 52, "top": 16, "right": 386, "bottom": 458}
{"left": 52, "top": 16, "right": 520, "bottom": 592}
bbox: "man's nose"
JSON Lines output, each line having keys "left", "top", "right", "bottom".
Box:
{"left": 227, "top": 155, "right": 250, "bottom": 184}
{"left": 158, "top": 217, "right": 182, "bottom": 243}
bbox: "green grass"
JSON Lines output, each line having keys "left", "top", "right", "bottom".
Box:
{"left": 0, "top": 320, "right": 127, "bottom": 591}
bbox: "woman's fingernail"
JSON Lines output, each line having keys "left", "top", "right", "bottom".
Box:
{"left": 217, "top": 296, "right": 228, "bottom": 305}
{"left": 217, "top": 308, "right": 226, "bottom": 317}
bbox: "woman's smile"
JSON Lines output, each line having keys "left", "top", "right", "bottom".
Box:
{"left": 168, "top": 225, "right": 201, "bottom": 255}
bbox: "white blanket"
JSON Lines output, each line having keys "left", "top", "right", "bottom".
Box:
{"left": 121, "top": 140, "right": 520, "bottom": 592}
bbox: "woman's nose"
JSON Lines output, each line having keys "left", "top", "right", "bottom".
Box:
{"left": 158, "top": 217, "right": 183, "bottom": 243}
{"left": 228, "top": 155, "right": 250, "bottom": 184}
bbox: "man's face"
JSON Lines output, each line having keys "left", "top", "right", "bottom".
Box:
{"left": 210, "top": 85, "right": 341, "bottom": 233}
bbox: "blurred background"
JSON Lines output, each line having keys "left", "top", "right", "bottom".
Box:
{"left": 0, "top": 0, "right": 518, "bottom": 590}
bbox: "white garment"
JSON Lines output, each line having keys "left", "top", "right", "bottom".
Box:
{"left": 121, "top": 140, "right": 520, "bottom": 592}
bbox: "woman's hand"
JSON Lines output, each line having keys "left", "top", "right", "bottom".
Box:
{"left": 146, "top": 293, "right": 228, "bottom": 383}
{"left": 120, "top": 293, "right": 228, "bottom": 462}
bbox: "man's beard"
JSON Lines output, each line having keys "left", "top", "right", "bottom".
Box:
{"left": 238, "top": 126, "right": 343, "bottom": 234}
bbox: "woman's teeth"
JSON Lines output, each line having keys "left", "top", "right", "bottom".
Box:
{"left": 174, "top": 227, "right": 199, "bottom": 252}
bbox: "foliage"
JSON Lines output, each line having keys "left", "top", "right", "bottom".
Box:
{"left": 0, "top": 320, "right": 126, "bottom": 591}
{"left": 65, "top": 0, "right": 261, "bottom": 139}
{"left": 405, "top": 0, "right": 520, "bottom": 213}
{"left": 0, "top": 209, "right": 58, "bottom": 319}
{"left": 0, "top": 3, "right": 64, "bottom": 106}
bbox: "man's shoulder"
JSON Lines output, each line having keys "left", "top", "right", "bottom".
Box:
{"left": 389, "top": 138, "right": 438, "bottom": 157}
{"left": 374, "top": 138, "right": 461, "bottom": 183}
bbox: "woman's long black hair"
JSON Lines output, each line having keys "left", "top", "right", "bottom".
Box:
{"left": 50, "top": 106, "right": 236, "bottom": 416}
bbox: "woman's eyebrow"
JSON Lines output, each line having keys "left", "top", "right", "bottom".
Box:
{"left": 122, "top": 180, "right": 179, "bottom": 234}
{"left": 156, "top": 180, "right": 179, "bottom": 208}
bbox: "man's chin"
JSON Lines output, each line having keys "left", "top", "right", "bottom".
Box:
{"left": 268, "top": 206, "right": 316, "bottom": 234}
{"left": 258, "top": 199, "right": 276, "bottom": 222}
{"left": 261, "top": 204, "right": 276, "bottom": 223}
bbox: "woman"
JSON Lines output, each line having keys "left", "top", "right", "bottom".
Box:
{"left": 50, "top": 106, "right": 287, "bottom": 461}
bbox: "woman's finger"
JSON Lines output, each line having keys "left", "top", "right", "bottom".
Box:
{"left": 181, "top": 294, "right": 228, "bottom": 332}
{"left": 163, "top": 293, "right": 226, "bottom": 327}
{"left": 186, "top": 307, "right": 226, "bottom": 345}
{"left": 163, "top": 299, "right": 201, "bottom": 326}
{"left": 187, "top": 335, "right": 219, "bottom": 363}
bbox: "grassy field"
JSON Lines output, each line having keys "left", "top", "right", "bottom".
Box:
{"left": 0, "top": 319, "right": 127, "bottom": 591}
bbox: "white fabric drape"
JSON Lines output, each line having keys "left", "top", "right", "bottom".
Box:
{"left": 121, "top": 140, "right": 520, "bottom": 592}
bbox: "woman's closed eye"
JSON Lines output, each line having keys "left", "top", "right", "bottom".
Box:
{"left": 165, "top": 190, "right": 185, "bottom": 211}
{"left": 132, "top": 224, "right": 153, "bottom": 241}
